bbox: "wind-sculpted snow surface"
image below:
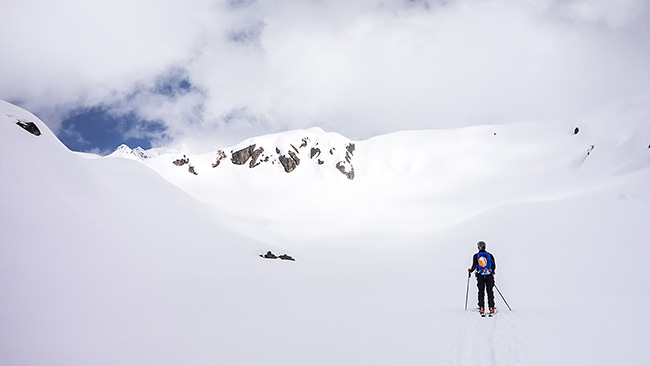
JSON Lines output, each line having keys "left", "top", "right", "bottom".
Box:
{"left": 2, "top": 97, "right": 650, "bottom": 365}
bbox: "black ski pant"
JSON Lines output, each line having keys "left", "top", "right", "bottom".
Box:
{"left": 476, "top": 274, "right": 495, "bottom": 309}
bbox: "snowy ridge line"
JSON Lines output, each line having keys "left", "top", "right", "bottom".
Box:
{"left": 111, "top": 127, "right": 356, "bottom": 179}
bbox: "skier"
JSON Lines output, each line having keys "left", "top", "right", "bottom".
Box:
{"left": 468, "top": 241, "right": 496, "bottom": 316}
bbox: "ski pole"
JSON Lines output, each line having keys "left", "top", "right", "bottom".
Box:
{"left": 464, "top": 272, "right": 471, "bottom": 311}
{"left": 494, "top": 284, "right": 512, "bottom": 311}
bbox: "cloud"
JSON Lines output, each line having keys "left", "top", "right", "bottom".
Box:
{"left": 1, "top": 0, "right": 650, "bottom": 148}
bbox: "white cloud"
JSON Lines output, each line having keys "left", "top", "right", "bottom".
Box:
{"left": 1, "top": 0, "right": 649, "bottom": 146}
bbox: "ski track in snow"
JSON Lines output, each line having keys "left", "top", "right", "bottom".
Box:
{"left": 450, "top": 310, "right": 522, "bottom": 366}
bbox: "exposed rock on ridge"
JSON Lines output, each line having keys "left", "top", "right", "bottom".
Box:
{"left": 212, "top": 129, "right": 357, "bottom": 179}
{"left": 113, "top": 129, "right": 357, "bottom": 179}
{"left": 15, "top": 119, "right": 41, "bottom": 136}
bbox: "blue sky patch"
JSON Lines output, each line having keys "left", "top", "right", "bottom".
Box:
{"left": 59, "top": 107, "right": 166, "bottom": 154}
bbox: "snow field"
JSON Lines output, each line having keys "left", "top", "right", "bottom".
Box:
{"left": 2, "top": 97, "right": 650, "bottom": 365}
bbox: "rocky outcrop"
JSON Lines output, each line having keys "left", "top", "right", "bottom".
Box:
{"left": 336, "top": 162, "right": 355, "bottom": 180}
{"left": 259, "top": 251, "right": 295, "bottom": 261}
{"left": 173, "top": 156, "right": 190, "bottom": 166}
{"left": 260, "top": 251, "right": 278, "bottom": 259}
{"left": 16, "top": 120, "right": 41, "bottom": 136}
{"left": 173, "top": 155, "right": 197, "bottom": 175}
{"left": 165, "top": 130, "right": 357, "bottom": 179}
{"left": 344, "top": 144, "right": 355, "bottom": 164}
{"left": 346, "top": 143, "right": 355, "bottom": 157}
{"left": 112, "top": 129, "right": 357, "bottom": 179}
{"left": 278, "top": 153, "right": 299, "bottom": 173}
{"left": 288, "top": 151, "right": 300, "bottom": 165}
{"left": 310, "top": 147, "right": 321, "bottom": 159}
{"left": 212, "top": 150, "right": 227, "bottom": 168}
{"left": 231, "top": 144, "right": 265, "bottom": 168}
{"left": 249, "top": 146, "right": 264, "bottom": 168}
{"left": 231, "top": 145, "right": 255, "bottom": 165}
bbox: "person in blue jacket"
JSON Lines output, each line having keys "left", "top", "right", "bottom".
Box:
{"left": 468, "top": 241, "right": 496, "bottom": 315}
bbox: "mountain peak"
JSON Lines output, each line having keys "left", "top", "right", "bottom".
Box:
{"left": 110, "top": 144, "right": 155, "bottom": 160}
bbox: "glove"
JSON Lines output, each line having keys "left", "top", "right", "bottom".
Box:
{"left": 467, "top": 268, "right": 472, "bottom": 273}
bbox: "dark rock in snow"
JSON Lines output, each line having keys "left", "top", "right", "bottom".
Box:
{"left": 278, "top": 254, "right": 295, "bottom": 261}
{"left": 249, "top": 146, "right": 264, "bottom": 168}
{"left": 574, "top": 127, "right": 580, "bottom": 135}
{"left": 212, "top": 150, "right": 227, "bottom": 168}
{"left": 16, "top": 120, "right": 41, "bottom": 136}
{"left": 310, "top": 147, "right": 321, "bottom": 159}
{"left": 188, "top": 165, "right": 198, "bottom": 175}
{"left": 186, "top": 130, "right": 357, "bottom": 178}
{"left": 259, "top": 251, "right": 295, "bottom": 261}
{"left": 260, "top": 251, "right": 278, "bottom": 259}
{"left": 278, "top": 155, "right": 296, "bottom": 172}
{"left": 279, "top": 151, "right": 300, "bottom": 173}
{"left": 336, "top": 162, "right": 355, "bottom": 180}
{"left": 346, "top": 143, "right": 355, "bottom": 156}
{"left": 173, "top": 156, "right": 190, "bottom": 166}
{"left": 587, "top": 145, "right": 595, "bottom": 155}
{"left": 231, "top": 145, "right": 255, "bottom": 165}
{"left": 288, "top": 151, "right": 300, "bottom": 165}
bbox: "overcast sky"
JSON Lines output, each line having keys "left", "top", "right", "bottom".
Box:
{"left": 2, "top": 0, "right": 650, "bottom": 153}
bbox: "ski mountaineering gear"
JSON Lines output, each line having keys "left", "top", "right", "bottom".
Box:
{"left": 465, "top": 272, "right": 471, "bottom": 311}
{"left": 494, "top": 284, "right": 512, "bottom": 311}
{"left": 469, "top": 244, "right": 497, "bottom": 312}
{"left": 469, "top": 250, "right": 496, "bottom": 275}
{"left": 477, "top": 251, "right": 493, "bottom": 276}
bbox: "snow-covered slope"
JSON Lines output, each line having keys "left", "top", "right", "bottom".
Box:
{"left": 115, "top": 95, "right": 650, "bottom": 246}
{"left": 2, "top": 97, "right": 650, "bottom": 365}
{"left": 0, "top": 100, "right": 263, "bottom": 365}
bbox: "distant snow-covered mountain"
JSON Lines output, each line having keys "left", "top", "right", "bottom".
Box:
{"left": 109, "top": 144, "right": 158, "bottom": 160}
{"left": 104, "top": 93, "right": 650, "bottom": 241}
{"left": 111, "top": 127, "right": 356, "bottom": 179}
